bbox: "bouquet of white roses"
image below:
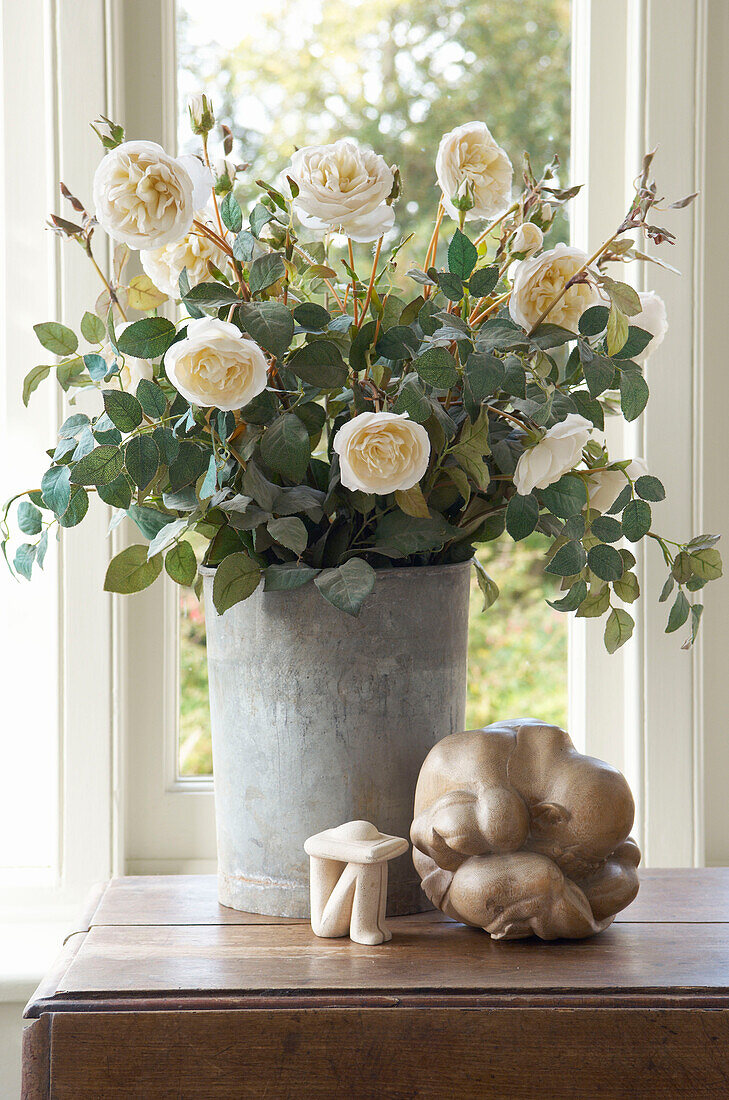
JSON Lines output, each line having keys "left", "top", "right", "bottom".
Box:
{"left": 2, "top": 98, "right": 721, "bottom": 651}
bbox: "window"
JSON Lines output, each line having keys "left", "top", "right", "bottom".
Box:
{"left": 175, "top": 0, "right": 573, "bottom": 777}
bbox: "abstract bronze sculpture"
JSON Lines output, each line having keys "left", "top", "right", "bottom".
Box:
{"left": 411, "top": 720, "right": 640, "bottom": 940}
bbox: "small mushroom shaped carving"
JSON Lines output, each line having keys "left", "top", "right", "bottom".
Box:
{"left": 305, "top": 820, "right": 409, "bottom": 945}
{"left": 411, "top": 720, "right": 641, "bottom": 941}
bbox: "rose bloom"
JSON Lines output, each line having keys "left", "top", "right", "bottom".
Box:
{"left": 99, "top": 322, "right": 153, "bottom": 392}
{"left": 632, "top": 290, "right": 668, "bottom": 361}
{"left": 587, "top": 458, "right": 649, "bottom": 513}
{"left": 140, "top": 210, "right": 228, "bottom": 298}
{"left": 511, "top": 222, "right": 543, "bottom": 258}
{"left": 93, "top": 140, "right": 212, "bottom": 250}
{"left": 164, "top": 318, "right": 268, "bottom": 411}
{"left": 287, "top": 139, "right": 395, "bottom": 243}
{"left": 333, "top": 412, "right": 430, "bottom": 494}
{"left": 509, "top": 244, "right": 601, "bottom": 332}
{"left": 436, "top": 122, "right": 512, "bottom": 221}
{"left": 514, "top": 414, "right": 593, "bottom": 495}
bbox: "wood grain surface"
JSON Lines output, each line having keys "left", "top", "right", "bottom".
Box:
{"left": 45, "top": 1007, "right": 729, "bottom": 1099}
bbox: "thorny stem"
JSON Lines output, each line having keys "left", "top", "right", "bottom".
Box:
{"left": 348, "top": 238, "right": 359, "bottom": 325}
{"left": 423, "top": 203, "right": 445, "bottom": 299}
{"left": 359, "top": 236, "right": 383, "bottom": 324}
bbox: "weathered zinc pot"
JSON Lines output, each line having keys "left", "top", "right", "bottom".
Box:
{"left": 201, "top": 560, "right": 471, "bottom": 918}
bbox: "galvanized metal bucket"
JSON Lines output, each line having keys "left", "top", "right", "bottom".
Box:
{"left": 201, "top": 560, "right": 471, "bottom": 917}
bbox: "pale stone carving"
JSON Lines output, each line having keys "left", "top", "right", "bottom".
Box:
{"left": 304, "top": 821, "right": 409, "bottom": 945}
{"left": 411, "top": 720, "right": 640, "bottom": 940}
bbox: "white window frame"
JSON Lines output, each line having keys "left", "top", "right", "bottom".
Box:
{"left": 3, "top": 0, "right": 728, "bottom": 925}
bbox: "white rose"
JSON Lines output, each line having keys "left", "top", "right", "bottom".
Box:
{"left": 140, "top": 210, "right": 228, "bottom": 298}
{"left": 511, "top": 222, "right": 543, "bottom": 257}
{"left": 287, "top": 139, "right": 395, "bottom": 243}
{"left": 164, "top": 318, "right": 268, "bottom": 411}
{"left": 509, "top": 243, "right": 601, "bottom": 332}
{"left": 435, "top": 122, "right": 512, "bottom": 222}
{"left": 100, "top": 322, "right": 153, "bottom": 392}
{"left": 93, "top": 141, "right": 212, "bottom": 250}
{"left": 632, "top": 291, "right": 668, "bottom": 361}
{"left": 333, "top": 411, "right": 430, "bottom": 494}
{"left": 514, "top": 414, "right": 592, "bottom": 495}
{"left": 587, "top": 458, "right": 649, "bottom": 513}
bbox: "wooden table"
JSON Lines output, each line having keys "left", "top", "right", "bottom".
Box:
{"left": 22, "top": 869, "right": 729, "bottom": 1098}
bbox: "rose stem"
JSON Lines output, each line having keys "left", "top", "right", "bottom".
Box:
{"left": 474, "top": 201, "right": 519, "bottom": 247}
{"left": 469, "top": 289, "right": 511, "bottom": 326}
{"left": 359, "top": 236, "right": 383, "bottom": 324}
{"left": 347, "top": 238, "right": 359, "bottom": 324}
{"left": 202, "top": 133, "right": 226, "bottom": 243}
{"left": 291, "top": 243, "right": 345, "bottom": 309}
{"left": 85, "top": 247, "right": 128, "bottom": 321}
{"left": 526, "top": 232, "right": 618, "bottom": 335}
{"left": 422, "top": 202, "right": 445, "bottom": 300}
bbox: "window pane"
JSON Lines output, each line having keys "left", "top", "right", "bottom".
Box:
{"left": 177, "top": 0, "right": 571, "bottom": 777}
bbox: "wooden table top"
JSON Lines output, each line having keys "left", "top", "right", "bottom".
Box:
{"left": 25, "top": 868, "right": 729, "bottom": 1017}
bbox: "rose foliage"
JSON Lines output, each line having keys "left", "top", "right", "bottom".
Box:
{"left": 1, "top": 108, "right": 721, "bottom": 650}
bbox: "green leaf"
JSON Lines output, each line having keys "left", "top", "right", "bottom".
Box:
{"left": 57, "top": 485, "right": 88, "bottom": 528}
{"left": 238, "top": 300, "right": 294, "bottom": 359}
{"left": 293, "top": 302, "right": 331, "bottom": 331}
{"left": 84, "top": 353, "right": 110, "bottom": 381}
{"left": 469, "top": 265, "right": 499, "bottom": 298}
{"left": 103, "top": 389, "right": 143, "bottom": 433}
{"left": 287, "top": 339, "right": 347, "bottom": 388}
{"left": 220, "top": 192, "right": 242, "bottom": 233}
{"left": 267, "top": 516, "right": 308, "bottom": 555}
{"left": 264, "top": 562, "right": 320, "bottom": 591}
{"left": 33, "top": 321, "right": 78, "bottom": 356}
{"left": 666, "top": 589, "right": 690, "bottom": 633}
{"left": 104, "top": 544, "right": 163, "bottom": 594}
{"left": 659, "top": 574, "right": 675, "bottom": 603}
{"left": 505, "top": 492, "right": 539, "bottom": 541}
{"left": 612, "top": 326, "right": 653, "bottom": 360}
{"left": 606, "top": 304, "right": 629, "bottom": 355}
{"left": 14, "top": 543, "right": 36, "bottom": 580}
{"left": 392, "top": 376, "right": 431, "bottom": 422}
{"left": 578, "top": 305, "right": 609, "bottom": 336}
{"left": 540, "top": 475, "right": 587, "bottom": 519}
{"left": 374, "top": 510, "right": 459, "bottom": 557}
{"left": 81, "top": 311, "right": 106, "bottom": 344}
{"left": 448, "top": 229, "right": 478, "bottom": 279}
{"left": 413, "top": 346, "right": 459, "bottom": 388}
{"left": 545, "top": 541, "right": 587, "bottom": 576}
{"left": 59, "top": 413, "right": 90, "bottom": 439}
{"left": 582, "top": 350, "right": 615, "bottom": 397}
{"left": 395, "top": 484, "right": 430, "bottom": 519}
{"left": 620, "top": 368, "right": 650, "bottom": 421}
{"left": 622, "top": 499, "right": 652, "bottom": 542}
{"left": 601, "top": 278, "right": 641, "bottom": 316}
{"left": 169, "top": 444, "right": 208, "bottom": 493}
{"left": 70, "top": 445, "right": 123, "bottom": 486}
{"left": 613, "top": 570, "right": 640, "bottom": 603}
{"left": 689, "top": 548, "right": 723, "bottom": 581}
{"left": 451, "top": 408, "right": 491, "bottom": 489}
{"left": 314, "top": 557, "right": 376, "bottom": 617}
{"left": 136, "top": 378, "right": 167, "bottom": 419}
{"left": 17, "top": 501, "right": 43, "bottom": 535}
{"left": 572, "top": 390, "right": 604, "bottom": 431}
{"left": 529, "top": 324, "right": 576, "bottom": 350}
{"left": 587, "top": 543, "right": 624, "bottom": 582}
{"left": 41, "top": 466, "right": 71, "bottom": 515}
{"left": 232, "top": 229, "right": 256, "bottom": 263}
{"left": 212, "top": 551, "right": 262, "bottom": 613}
{"left": 249, "top": 252, "right": 285, "bottom": 295}
{"left": 548, "top": 579, "right": 588, "bottom": 612}
{"left": 606, "top": 484, "right": 632, "bottom": 515}
{"left": 575, "top": 584, "right": 611, "bottom": 618}
{"left": 249, "top": 204, "right": 274, "bottom": 237}
{"left": 23, "top": 365, "right": 52, "bottom": 405}
{"left": 165, "top": 540, "right": 197, "bottom": 586}
{"left": 688, "top": 603, "right": 704, "bottom": 646}
{"left": 473, "top": 558, "right": 500, "bottom": 611}
{"left": 183, "top": 282, "right": 240, "bottom": 311}
{"left": 260, "top": 414, "right": 310, "bottom": 481}
{"left": 376, "top": 325, "right": 419, "bottom": 361}
{"left": 117, "top": 317, "right": 176, "bottom": 359}
{"left": 125, "top": 435, "right": 160, "bottom": 490}
{"left": 153, "top": 426, "right": 181, "bottom": 467}
{"left": 635, "top": 474, "right": 665, "bottom": 502}
{"left": 605, "top": 607, "right": 634, "bottom": 652}
{"left": 436, "top": 271, "right": 464, "bottom": 301}
{"left": 127, "top": 504, "right": 174, "bottom": 539}
{"left": 590, "top": 515, "right": 622, "bottom": 543}
{"left": 464, "top": 352, "right": 504, "bottom": 403}
{"left": 97, "top": 473, "right": 132, "bottom": 510}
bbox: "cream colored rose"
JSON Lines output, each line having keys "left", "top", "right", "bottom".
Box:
{"left": 436, "top": 122, "right": 512, "bottom": 222}
{"left": 511, "top": 222, "right": 543, "bottom": 257}
{"left": 333, "top": 412, "right": 430, "bottom": 494}
{"left": 632, "top": 291, "right": 668, "bottom": 361}
{"left": 587, "top": 458, "right": 649, "bottom": 513}
{"left": 514, "top": 414, "right": 592, "bottom": 495}
{"left": 140, "top": 210, "right": 228, "bottom": 298}
{"left": 93, "top": 141, "right": 212, "bottom": 250}
{"left": 287, "top": 139, "right": 395, "bottom": 243}
{"left": 99, "top": 322, "right": 153, "bottom": 392}
{"left": 509, "top": 244, "right": 601, "bottom": 332}
{"left": 164, "top": 318, "right": 268, "bottom": 411}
